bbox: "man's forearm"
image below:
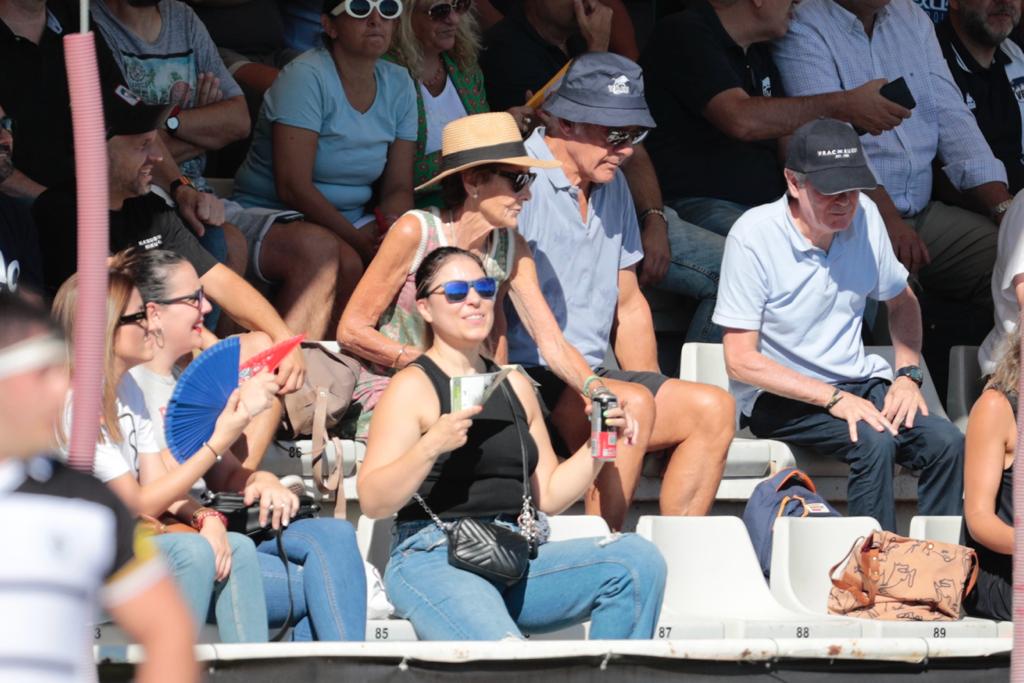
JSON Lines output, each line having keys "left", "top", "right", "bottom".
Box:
{"left": 727, "top": 347, "right": 835, "bottom": 407}
{"left": 886, "top": 290, "right": 923, "bottom": 371}
{"left": 0, "top": 168, "right": 46, "bottom": 200}
{"left": 725, "top": 91, "right": 849, "bottom": 142}
{"left": 201, "top": 264, "right": 292, "bottom": 340}
{"left": 622, "top": 144, "right": 663, "bottom": 214}
{"left": 966, "top": 181, "right": 1013, "bottom": 218}
{"left": 159, "top": 131, "right": 205, "bottom": 167}
{"left": 613, "top": 302, "right": 660, "bottom": 372}
{"left": 174, "top": 98, "right": 250, "bottom": 151}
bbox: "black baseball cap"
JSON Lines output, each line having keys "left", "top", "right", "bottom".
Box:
{"left": 544, "top": 52, "right": 656, "bottom": 129}
{"left": 104, "top": 83, "right": 167, "bottom": 140}
{"left": 785, "top": 118, "right": 877, "bottom": 195}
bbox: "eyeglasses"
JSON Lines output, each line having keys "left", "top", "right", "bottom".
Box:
{"left": 117, "top": 309, "right": 149, "bottom": 327}
{"left": 426, "top": 277, "right": 498, "bottom": 303}
{"left": 426, "top": 0, "right": 471, "bottom": 21}
{"left": 150, "top": 286, "right": 205, "bottom": 310}
{"left": 603, "top": 127, "right": 649, "bottom": 147}
{"left": 492, "top": 169, "right": 536, "bottom": 193}
{"left": 329, "top": 0, "right": 403, "bottom": 18}
{"left": 0, "top": 116, "right": 12, "bottom": 134}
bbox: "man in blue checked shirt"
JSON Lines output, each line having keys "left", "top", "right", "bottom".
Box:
{"left": 775, "top": 0, "right": 1014, "bottom": 318}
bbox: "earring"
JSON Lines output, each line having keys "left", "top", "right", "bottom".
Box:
{"left": 153, "top": 328, "right": 165, "bottom": 349}
{"left": 472, "top": 190, "right": 479, "bottom": 199}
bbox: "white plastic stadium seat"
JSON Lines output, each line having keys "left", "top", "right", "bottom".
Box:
{"left": 770, "top": 517, "right": 998, "bottom": 638}
{"left": 636, "top": 515, "right": 863, "bottom": 639}
{"left": 908, "top": 516, "right": 963, "bottom": 545}
{"left": 679, "top": 344, "right": 797, "bottom": 486}
{"left": 546, "top": 515, "right": 611, "bottom": 541}
{"left": 947, "top": 346, "right": 983, "bottom": 433}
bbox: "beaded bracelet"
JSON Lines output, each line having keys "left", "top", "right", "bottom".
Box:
{"left": 582, "top": 374, "right": 606, "bottom": 399}
{"left": 191, "top": 507, "right": 228, "bottom": 531}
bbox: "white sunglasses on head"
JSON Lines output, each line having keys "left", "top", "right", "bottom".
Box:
{"left": 329, "top": 0, "right": 403, "bottom": 18}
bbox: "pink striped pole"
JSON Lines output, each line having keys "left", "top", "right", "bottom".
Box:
{"left": 63, "top": 31, "right": 108, "bottom": 474}
{"left": 1014, "top": 311, "right": 1024, "bottom": 679}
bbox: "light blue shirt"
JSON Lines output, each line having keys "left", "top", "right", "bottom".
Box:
{"left": 506, "top": 129, "right": 644, "bottom": 368}
{"left": 233, "top": 49, "right": 417, "bottom": 223}
{"left": 773, "top": 0, "right": 1007, "bottom": 217}
{"left": 713, "top": 194, "right": 910, "bottom": 416}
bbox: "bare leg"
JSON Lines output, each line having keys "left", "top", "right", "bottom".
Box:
{"left": 650, "top": 379, "right": 733, "bottom": 516}
{"left": 222, "top": 222, "right": 249, "bottom": 277}
{"left": 258, "top": 221, "right": 344, "bottom": 340}
{"left": 548, "top": 379, "right": 654, "bottom": 531}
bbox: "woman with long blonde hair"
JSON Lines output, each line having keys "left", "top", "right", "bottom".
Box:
{"left": 963, "top": 323, "right": 1022, "bottom": 620}
{"left": 53, "top": 257, "right": 281, "bottom": 642}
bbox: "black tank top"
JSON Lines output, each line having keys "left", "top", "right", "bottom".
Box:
{"left": 395, "top": 355, "right": 539, "bottom": 522}
{"left": 963, "top": 390, "right": 1015, "bottom": 618}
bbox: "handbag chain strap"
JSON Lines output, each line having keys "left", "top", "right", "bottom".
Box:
{"left": 410, "top": 363, "right": 535, "bottom": 547}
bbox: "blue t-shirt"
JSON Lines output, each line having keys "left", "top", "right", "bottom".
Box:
{"left": 506, "top": 129, "right": 644, "bottom": 368}
{"left": 712, "top": 194, "right": 909, "bottom": 416}
{"left": 233, "top": 48, "right": 417, "bottom": 223}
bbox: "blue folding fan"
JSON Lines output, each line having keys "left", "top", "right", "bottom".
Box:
{"left": 164, "top": 336, "right": 240, "bottom": 463}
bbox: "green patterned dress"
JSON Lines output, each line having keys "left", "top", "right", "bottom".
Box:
{"left": 349, "top": 208, "right": 515, "bottom": 439}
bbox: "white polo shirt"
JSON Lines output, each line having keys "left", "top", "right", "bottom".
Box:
{"left": 979, "top": 192, "right": 1024, "bottom": 375}
{"left": 713, "top": 193, "right": 909, "bottom": 416}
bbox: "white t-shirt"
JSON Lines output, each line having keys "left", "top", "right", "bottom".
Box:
{"left": 61, "top": 374, "right": 161, "bottom": 483}
{"left": 420, "top": 76, "right": 468, "bottom": 155}
{"left": 129, "top": 365, "right": 208, "bottom": 495}
{"left": 979, "top": 193, "right": 1024, "bottom": 375}
{"left": 713, "top": 194, "right": 909, "bottom": 416}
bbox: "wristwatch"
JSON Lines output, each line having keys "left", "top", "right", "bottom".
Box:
{"left": 992, "top": 198, "right": 1014, "bottom": 221}
{"left": 169, "top": 174, "right": 194, "bottom": 197}
{"left": 164, "top": 105, "right": 181, "bottom": 136}
{"left": 895, "top": 365, "right": 924, "bottom": 387}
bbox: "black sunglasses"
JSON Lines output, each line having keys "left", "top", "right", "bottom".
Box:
{"left": 0, "top": 116, "right": 12, "bottom": 134}
{"left": 604, "top": 127, "right": 649, "bottom": 147}
{"left": 150, "top": 286, "right": 205, "bottom": 309}
{"left": 426, "top": 0, "right": 471, "bottom": 20}
{"left": 492, "top": 169, "right": 536, "bottom": 193}
{"left": 117, "top": 309, "right": 149, "bottom": 327}
{"left": 426, "top": 277, "right": 498, "bottom": 303}
{"left": 330, "top": 0, "right": 403, "bottom": 19}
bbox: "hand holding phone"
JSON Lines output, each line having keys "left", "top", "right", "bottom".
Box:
{"left": 850, "top": 77, "right": 914, "bottom": 136}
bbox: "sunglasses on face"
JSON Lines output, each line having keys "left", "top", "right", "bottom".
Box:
{"left": 150, "top": 286, "right": 205, "bottom": 310}
{"left": 426, "top": 0, "right": 471, "bottom": 21}
{"left": 330, "top": 0, "right": 403, "bottom": 18}
{"left": 0, "top": 116, "right": 12, "bottom": 134}
{"left": 426, "top": 277, "right": 498, "bottom": 303}
{"left": 602, "top": 126, "right": 649, "bottom": 147}
{"left": 117, "top": 309, "right": 149, "bottom": 328}
{"left": 492, "top": 169, "right": 536, "bottom": 193}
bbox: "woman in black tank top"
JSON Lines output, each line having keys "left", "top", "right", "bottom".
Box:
{"left": 357, "top": 247, "right": 666, "bottom": 640}
{"left": 963, "top": 326, "right": 1020, "bottom": 620}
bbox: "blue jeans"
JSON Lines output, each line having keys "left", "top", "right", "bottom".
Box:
{"left": 746, "top": 378, "right": 964, "bottom": 531}
{"left": 153, "top": 531, "right": 268, "bottom": 642}
{"left": 383, "top": 519, "right": 667, "bottom": 640}
{"left": 197, "top": 225, "right": 227, "bottom": 329}
{"left": 256, "top": 518, "right": 367, "bottom": 641}
{"left": 651, "top": 206, "right": 725, "bottom": 342}
{"left": 668, "top": 196, "right": 751, "bottom": 238}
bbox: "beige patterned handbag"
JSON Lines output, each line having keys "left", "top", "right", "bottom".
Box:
{"left": 827, "top": 531, "right": 979, "bottom": 621}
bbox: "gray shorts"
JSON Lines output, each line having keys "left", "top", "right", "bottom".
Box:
{"left": 222, "top": 199, "right": 302, "bottom": 283}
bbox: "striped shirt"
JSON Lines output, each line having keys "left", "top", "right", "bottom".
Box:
{"left": 0, "top": 457, "right": 164, "bottom": 683}
{"left": 773, "top": 0, "right": 1007, "bottom": 216}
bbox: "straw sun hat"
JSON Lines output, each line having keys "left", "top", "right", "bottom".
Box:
{"left": 414, "top": 112, "right": 561, "bottom": 192}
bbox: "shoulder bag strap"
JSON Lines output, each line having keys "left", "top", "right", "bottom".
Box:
{"left": 498, "top": 379, "right": 538, "bottom": 554}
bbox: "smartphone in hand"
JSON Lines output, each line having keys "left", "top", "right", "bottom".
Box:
{"left": 879, "top": 77, "right": 916, "bottom": 110}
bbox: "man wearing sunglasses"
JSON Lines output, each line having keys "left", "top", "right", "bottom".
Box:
{"left": 506, "top": 53, "right": 736, "bottom": 527}
{"left": 31, "top": 83, "right": 308, "bottom": 394}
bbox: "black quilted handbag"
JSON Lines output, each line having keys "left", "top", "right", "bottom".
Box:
{"left": 413, "top": 381, "right": 538, "bottom": 586}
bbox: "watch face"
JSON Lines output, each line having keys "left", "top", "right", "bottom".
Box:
{"left": 166, "top": 116, "right": 180, "bottom": 132}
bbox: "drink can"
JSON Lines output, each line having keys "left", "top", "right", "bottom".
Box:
{"left": 590, "top": 392, "right": 618, "bottom": 461}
